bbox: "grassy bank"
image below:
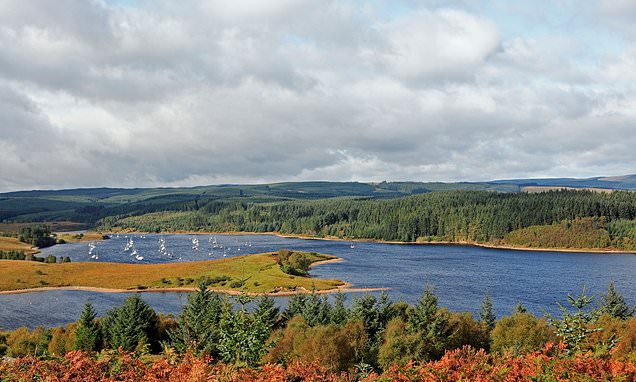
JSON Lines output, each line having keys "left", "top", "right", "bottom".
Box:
{"left": 0, "top": 236, "right": 37, "bottom": 254}
{"left": 56, "top": 231, "right": 108, "bottom": 243}
{"left": 0, "top": 252, "right": 345, "bottom": 294}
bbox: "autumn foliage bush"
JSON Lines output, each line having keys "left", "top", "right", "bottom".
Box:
{"left": 1, "top": 344, "right": 635, "bottom": 382}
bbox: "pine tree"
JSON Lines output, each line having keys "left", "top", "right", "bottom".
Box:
{"left": 253, "top": 296, "right": 279, "bottom": 330}
{"left": 103, "top": 294, "right": 158, "bottom": 352}
{"left": 546, "top": 288, "right": 606, "bottom": 355}
{"left": 513, "top": 302, "right": 527, "bottom": 314}
{"left": 218, "top": 295, "right": 273, "bottom": 366}
{"left": 479, "top": 293, "right": 496, "bottom": 329}
{"left": 302, "top": 291, "right": 325, "bottom": 327}
{"left": 331, "top": 292, "right": 349, "bottom": 325}
{"left": 407, "top": 286, "right": 450, "bottom": 360}
{"left": 168, "top": 282, "right": 225, "bottom": 356}
{"left": 283, "top": 294, "right": 307, "bottom": 320}
{"left": 74, "top": 302, "right": 101, "bottom": 352}
{"left": 600, "top": 280, "right": 634, "bottom": 320}
{"left": 409, "top": 287, "right": 439, "bottom": 331}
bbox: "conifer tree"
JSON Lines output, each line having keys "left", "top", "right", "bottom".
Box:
{"left": 600, "top": 280, "right": 634, "bottom": 320}
{"left": 546, "top": 288, "right": 611, "bottom": 355}
{"left": 218, "top": 294, "right": 273, "bottom": 366}
{"left": 169, "top": 282, "right": 225, "bottom": 356}
{"left": 103, "top": 294, "right": 158, "bottom": 352}
{"left": 409, "top": 287, "right": 439, "bottom": 331}
{"left": 74, "top": 302, "right": 101, "bottom": 352}
{"left": 513, "top": 302, "right": 527, "bottom": 315}
{"left": 480, "top": 293, "right": 496, "bottom": 329}
{"left": 253, "top": 296, "right": 279, "bottom": 330}
{"left": 407, "top": 286, "right": 450, "bottom": 360}
{"left": 331, "top": 292, "right": 349, "bottom": 325}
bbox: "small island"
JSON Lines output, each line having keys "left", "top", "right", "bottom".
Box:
{"left": 0, "top": 250, "right": 353, "bottom": 295}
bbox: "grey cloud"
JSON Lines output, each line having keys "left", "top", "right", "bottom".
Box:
{"left": 0, "top": 1, "right": 634, "bottom": 192}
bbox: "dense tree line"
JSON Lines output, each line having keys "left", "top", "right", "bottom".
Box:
{"left": 503, "top": 217, "right": 636, "bottom": 250}
{"left": 99, "top": 190, "right": 636, "bottom": 246}
{"left": 0, "top": 250, "right": 70, "bottom": 263}
{"left": 1, "top": 282, "right": 634, "bottom": 375}
{"left": 17, "top": 225, "right": 56, "bottom": 248}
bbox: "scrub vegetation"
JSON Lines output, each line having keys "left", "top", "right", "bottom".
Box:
{"left": 0, "top": 283, "right": 634, "bottom": 381}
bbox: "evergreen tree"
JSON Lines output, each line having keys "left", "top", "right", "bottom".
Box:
{"left": 302, "top": 291, "right": 325, "bottom": 327}
{"left": 73, "top": 302, "right": 101, "bottom": 352}
{"left": 480, "top": 293, "right": 496, "bottom": 329}
{"left": 331, "top": 292, "right": 349, "bottom": 325}
{"left": 408, "top": 287, "right": 439, "bottom": 331}
{"left": 283, "top": 294, "right": 307, "bottom": 320}
{"left": 168, "top": 282, "right": 225, "bottom": 356}
{"left": 253, "top": 296, "right": 279, "bottom": 330}
{"left": 513, "top": 302, "right": 527, "bottom": 315}
{"left": 407, "top": 287, "right": 450, "bottom": 360}
{"left": 546, "top": 288, "right": 608, "bottom": 355}
{"left": 218, "top": 295, "right": 273, "bottom": 366}
{"left": 103, "top": 294, "right": 158, "bottom": 352}
{"left": 600, "top": 280, "right": 634, "bottom": 320}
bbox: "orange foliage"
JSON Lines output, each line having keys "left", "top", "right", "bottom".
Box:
{"left": 1, "top": 344, "right": 635, "bottom": 382}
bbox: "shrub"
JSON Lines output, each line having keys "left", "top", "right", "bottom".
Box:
{"left": 491, "top": 313, "right": 555, "bottom": 354}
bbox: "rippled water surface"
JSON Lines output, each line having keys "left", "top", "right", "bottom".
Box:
{"left": 1, "top": 233, "right": 634, "bottom": 329}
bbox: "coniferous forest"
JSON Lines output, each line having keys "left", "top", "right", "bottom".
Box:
{"left": 98, "top": 190, "right": 636, "bottom": 250}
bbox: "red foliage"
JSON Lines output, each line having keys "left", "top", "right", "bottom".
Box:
{"left": 365, "top": 343, "right": 636, "bottom": 382}
{"left": 1, "top": 344, "right": 634, "bottom": 382}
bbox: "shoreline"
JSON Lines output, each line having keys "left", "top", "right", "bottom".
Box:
{"left": 0, "top": 283, "right": 387, "bottom": 297}
{"left": 106, "top": 229, "right": 636, "bottom": 255}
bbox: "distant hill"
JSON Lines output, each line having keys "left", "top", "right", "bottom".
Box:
{"left": 489, "top": 174, "right": 636, "bottom": 190}
{"left": 1, "top": 175, "right": 634, "bottom": 225}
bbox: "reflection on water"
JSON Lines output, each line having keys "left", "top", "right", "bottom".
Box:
{"left": 1, "top": 233, "right": 634, "bottom": 329}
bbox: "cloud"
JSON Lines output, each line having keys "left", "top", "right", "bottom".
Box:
{"left": 0, "top": 0, "right": 634, "bottom": 192}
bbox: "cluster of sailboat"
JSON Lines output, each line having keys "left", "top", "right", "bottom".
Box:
{"left": 158, "top": 235, "right": 180, "bottom": 259}
{"left": 88, "top": 242, "right": 98, "bottom": 260}
{"left": 87, "top": 234, "right": 261, "bottom": 262}
{"left": 123, "top": 236, "right": 144, "bottom": 261}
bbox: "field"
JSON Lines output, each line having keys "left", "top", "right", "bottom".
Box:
{"left": 0, "top": 236, "right": 37, "bottom": 254}
{"left": 56, "top": 232, "right": 108, "bottom": 243}
{"left": 0, "top": 252, "right": 345, "bottom": 294}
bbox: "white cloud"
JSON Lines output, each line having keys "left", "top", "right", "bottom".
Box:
{"left": 379, "top": 9, "right": 498, "bottom": 83}
{"left": 0, "top": 0, "right": 634, "bottom": 191}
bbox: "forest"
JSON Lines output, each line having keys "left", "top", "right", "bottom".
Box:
{"left": 97, "top": 190, "right": 636, "bottom": 250}
{"left": 0, "top": 282, "right": 634, "bottom": 381}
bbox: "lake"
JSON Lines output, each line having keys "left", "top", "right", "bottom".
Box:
{"left": 1, "top": 233, "right": 634, "bottom": 329}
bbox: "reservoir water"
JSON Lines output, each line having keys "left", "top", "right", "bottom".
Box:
{"left": 1, "top": 233, "right": 634, "bottom": 329}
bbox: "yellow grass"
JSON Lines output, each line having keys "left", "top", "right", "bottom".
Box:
{"left": 56, "top": 232, "right": 107, "bottom": 243}
{"left": 0, "top": 237, "right": 37, "bottom": 254}
{"left": 0, "top": 252, "right": 345, "bottom": 294}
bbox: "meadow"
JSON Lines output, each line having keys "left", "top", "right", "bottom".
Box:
{"left": 0, "top": 237, "right": 37, "bottom": 254}
{"left": 0, "top": 252, "right": 344, "bottom": 294}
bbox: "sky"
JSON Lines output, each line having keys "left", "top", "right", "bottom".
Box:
{"left": 1, "top": 0, "right": 635, "bottom": 192}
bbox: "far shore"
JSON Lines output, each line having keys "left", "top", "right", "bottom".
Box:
{"left": 104, "top": 229, "right": 636, "bottom": 255}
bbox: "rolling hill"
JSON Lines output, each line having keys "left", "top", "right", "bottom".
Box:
{"left": 1, "top": 175, "right": 634, "bottom": 226}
